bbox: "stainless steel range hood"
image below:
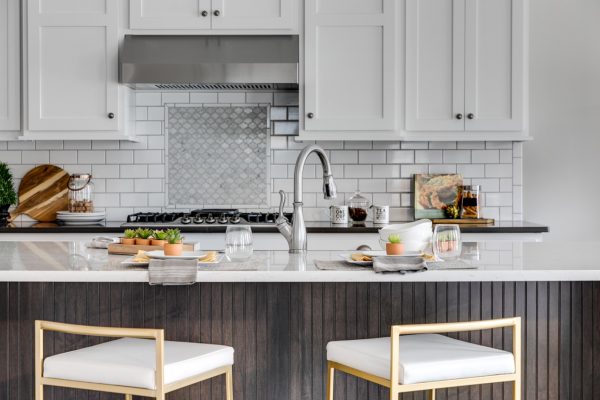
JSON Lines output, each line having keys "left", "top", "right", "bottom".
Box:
{"left": 120, "top": 35, "right": 299, "bottom": 90}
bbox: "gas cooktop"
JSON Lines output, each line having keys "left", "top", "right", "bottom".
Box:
{"left": 121, "top": 209, "right": 293, "bottom": 228}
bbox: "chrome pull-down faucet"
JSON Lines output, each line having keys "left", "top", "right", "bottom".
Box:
{"left": 276, "top": 145, "right": 337, "bottom": 253}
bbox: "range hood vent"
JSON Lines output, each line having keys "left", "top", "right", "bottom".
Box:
{"left": 139, "top": 83, "right": 298, "bottom": 91}
{"left": 120, "top": 35, "right": 299, "bottom": 90}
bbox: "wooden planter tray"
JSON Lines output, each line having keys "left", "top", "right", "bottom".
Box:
{"left": 108, "top": 242, "right": 200, "bottom": 255}
{"left": 432, "top": 218, "right": 495, "bottom": 225}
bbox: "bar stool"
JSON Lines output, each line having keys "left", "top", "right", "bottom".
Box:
{"left": 326, "top": 317, "right": 521, "bottom": 400}
{"left": 35, "top": 320, "right": 234, "bottom": 400}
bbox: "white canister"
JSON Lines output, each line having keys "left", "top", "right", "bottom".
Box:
{"left": 372, "top": 205, "right": 390, "bottom": 224}
{"left": 329, "top": 205, "right": 349, "bottom": 224}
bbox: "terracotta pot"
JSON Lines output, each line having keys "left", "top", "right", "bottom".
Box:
{"left": 135, "top": 238, "right": 151, "bottom": 246}
{"left": 121, "top": 238, "right": 135, "bottom": 245}
{"left": 164, "top": 243, "right": 183, "bottom": 256}
{"left": 386, "top": 242, "right": 405, "bottom": 256}
{"left": 151, "top": 239, "right": 166, "bottom": 247}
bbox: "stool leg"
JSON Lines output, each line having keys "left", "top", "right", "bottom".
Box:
{"left": 35, "top": 384, "right": 43, "bottom": 400}
{"left": 226, "top": 366, "right": 233, "bottom": 400}
{"left": 428, "top": 389, "right": 436, "bottom": 400}
{"left": 125, "top": 395, "right": 132, "bottom": 400}
{"left": 513, "top": 379, "right": 521, "bottom": 400}
{"left": 326, "top": 362, "right": 335, "bottom": 400}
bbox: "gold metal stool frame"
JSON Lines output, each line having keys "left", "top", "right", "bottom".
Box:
{"left": 327, "top": 317, "right": 521, "bottom": 400}
{"left": 35, "top": 320, "right": 233, "bottom": 400}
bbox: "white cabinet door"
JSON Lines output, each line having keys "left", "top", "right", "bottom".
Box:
{"left": 211, "top": 0, "right": 297, "bottom": 30}
{"left": 304, "top": 0, "right": 396, "bottom": 131}
{"left": 130, "top": 0, "right": 212, "bottom": 29}
{"left": 464, "top": 0, "right": 523, "bottom": 131}
{"left": 405, "top": 0, "right": 465, "bottom": 131}
{"left": 27, "top": 0, "right": 119, "bottom": 131}
{"left": 0, "top": 0, "right": 20, "bottom": 131}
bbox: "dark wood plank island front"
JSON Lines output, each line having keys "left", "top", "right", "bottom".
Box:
{"left": 1, "top": 281, "right": 597, "bottom": 400}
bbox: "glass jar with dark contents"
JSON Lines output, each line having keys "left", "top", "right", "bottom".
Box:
{"left": 347, "top": 191, "right": 370, "bottom": 222}
{"left": 460, "top": 185, "right": 480, "bottom": 219}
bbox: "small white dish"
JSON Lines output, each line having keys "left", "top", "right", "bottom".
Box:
{"left": 362, "top": 250, "right": 423, "bottom": 257}
{"left": 60, "top": 220, "right": 105, "bottom": 225}
{"left": 121, "top": 257, "right": 149, "bottom": 266}
{"left": 57, "top": 211, "right": 106, "bottom": 216}
{"left": 338, "top": 254, "right": 373, "bottom": 266}
{"left": 145, "top": 250, "right": 207, "bottom": 260}
{"left": 57, "top": 216, "right": 106, "bottom": 221}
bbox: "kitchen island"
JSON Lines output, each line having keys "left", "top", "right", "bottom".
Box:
{"left": 0, "top": 241, "right": 597, "bottom": 400}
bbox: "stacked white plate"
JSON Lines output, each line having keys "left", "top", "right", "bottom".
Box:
{"left": 56, "top": 211, "right": 106, "bottom": 225}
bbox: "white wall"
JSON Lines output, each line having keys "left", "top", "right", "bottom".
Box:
{"left": 525, "top": 0, "right": 600, "bottom": 241}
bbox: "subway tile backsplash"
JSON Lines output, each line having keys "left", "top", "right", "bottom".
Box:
{"left": 0, "top": 90, "right": 523, "bottom": 222}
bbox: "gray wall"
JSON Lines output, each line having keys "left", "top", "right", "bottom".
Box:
{"left": 525, "top": 0, "right": 600, "bottom": 240}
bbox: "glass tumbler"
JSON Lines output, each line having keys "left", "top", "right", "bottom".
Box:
{"left": 225, "top": 225, "right": 253, "bottom": 261}
{"left": 432, "top": 224, "right": 462, "bottom": 261}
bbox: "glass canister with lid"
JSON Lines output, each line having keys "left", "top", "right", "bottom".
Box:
{"left": 460, "top": 185, "right": 480, "bottom": 219}
{"left": 347, "top": 191, "right": 370, "bottom": 222}
{"left": 68, "top": 174, "right": 95, "bottom": 213}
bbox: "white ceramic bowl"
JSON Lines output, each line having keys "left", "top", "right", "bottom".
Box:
{"left": 378, "top": 220, "right": 432, "bottom": 251}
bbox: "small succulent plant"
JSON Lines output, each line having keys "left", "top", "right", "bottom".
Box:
{"left": 136, "top": 228, "right": 153, "bottom": 239}
{"left": 153, "top": 230, "right": 167, "bottom": 240}
{"left": 123, "top": 229, "right": 137, "bottom": 239}
{"left": 165, "top": 229, "right": 183, "bottom": 244}
{"left": 387, "top": 234, "right": 402, "bottom": 244}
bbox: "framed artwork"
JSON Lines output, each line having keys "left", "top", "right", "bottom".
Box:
{"left": 414, "top": 174, "right": 463, "bottom": 219}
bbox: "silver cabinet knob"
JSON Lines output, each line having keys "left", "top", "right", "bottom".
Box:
{"left": 201, "top": 10, "right": 208, "bottom": 16}
{"left": 213, "top": 10, "right": 220, "bottom": 16}
{"left": 467, "top": 113, "right": 475, "bottom": 119}
{"left": 108, "top": 113, "right": 115, "bottom": 119}
{"left": 307, "top": 112, "right": 314, "bottom": 119}
{"left": 456, "top": 113, "right": 463, "bottom": 120}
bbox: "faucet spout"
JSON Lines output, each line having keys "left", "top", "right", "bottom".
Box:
{"left": 276, "top": 145, "right": 336, "bottom": 253}
{"left": 294, "top": 145, "right": 337, "bottom": 203}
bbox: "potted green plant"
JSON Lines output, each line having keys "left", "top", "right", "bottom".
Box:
{"left": 386, "top": 234, "right": 404, "bottom": 255}
{"left": 135, "top": 228, "right": 153, "bottom": 245}
{"left": 151, "top": 230, "right": 167, "bottom": 246}
{"left": 121, "top": 229, "right": 137, "bottom": 245}
{"left": 164, "top": 229, "right": 184, "bottom": 256}
{"left": 0, "top": 163, "right": 17, "bottom": 226}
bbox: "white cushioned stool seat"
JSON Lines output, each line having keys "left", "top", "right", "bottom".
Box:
{"left": 327, "top": 334, "right": 515, "bottom": 384}
{"left": 43, "top": 337, "right": 234, "bottom": 390}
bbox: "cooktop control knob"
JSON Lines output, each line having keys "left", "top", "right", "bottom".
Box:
{"left": 192, "top": 216, "right": 205, "bottom": 224}
{"left": 217, "top": 214, "right": 229, "bottom": 224}
{"left": 180, "top": 214, "right": 192, "bottom": 224}
{"left": 230, "top": 214, "right": 241, "bottom": 224}
{"left": 205, "top": 213, "right": 216, "bottom": 224}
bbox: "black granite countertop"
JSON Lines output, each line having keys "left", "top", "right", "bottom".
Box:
{"left": 0, "top": 221, "right": 548, "bottom": 234}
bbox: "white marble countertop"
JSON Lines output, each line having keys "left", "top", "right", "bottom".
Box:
{"left": 0, "top": 241, "right": 598, "bottom": 282}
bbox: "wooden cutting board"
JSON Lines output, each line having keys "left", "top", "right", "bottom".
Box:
{"left": 9, "top": 165, "right": 70, "bottom": 222}
{"left": 432, "top": 218, "right": 495, "bottom": 225}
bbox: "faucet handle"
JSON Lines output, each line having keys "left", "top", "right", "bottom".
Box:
{"left": 277, "top": 190, "right": 288, "bottom": 221}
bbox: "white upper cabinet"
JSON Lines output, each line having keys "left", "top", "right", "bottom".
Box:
{"left": 464, "top": 0, "right": 523, "bottom": 131}
{"left": 130, "top": 0, "right": 297, "bottom": 31}
{"left": 405, "top": 0, "right": 464, "bottom": 131}
{"left": 0, "top": 0, "right": 20, "bottom": 132}
{"left": 130, "top": 0, "right": 212, "bottom": 29}
{"left": 211, "top": 0, "right": 296, "bottom": 30}
{"left": 26, "top": 0, "right": 120, "bottom": 132}
{"left": 406, "top": 0, "right": 525, "bottom": 134}
{"left": 304, "top": 0, "right": 397, "bottom": 132}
